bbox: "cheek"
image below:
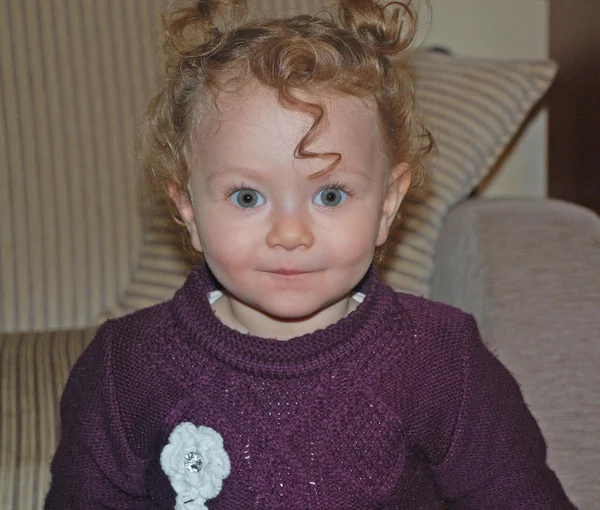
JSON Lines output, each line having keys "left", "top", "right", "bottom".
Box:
{"left": 322, "top": 208, "right": 380, "bottom": 260}
{"left": 196, "top": 214, "right": 258, "bottom": 263}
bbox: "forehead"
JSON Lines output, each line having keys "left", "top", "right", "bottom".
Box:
{"left": 192, "top": 82, "right": 386, "bottom": 175}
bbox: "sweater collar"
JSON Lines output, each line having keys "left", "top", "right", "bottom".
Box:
{"left": 171, "top": 263, "right": 395, "bottom": 378}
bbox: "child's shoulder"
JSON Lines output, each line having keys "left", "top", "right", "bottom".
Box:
{"left": 73, "top": 300, "right": 185, "bottom": 403}
{"left": 86, "top": 300, "right": 177, "bottom": 372}
{"left": 379, "top": 285, "right": 482, "bottom": 356}
{"left": 390, "top": 287, "right": 477, "bottom": 333}
{"left": 101, "top": 300, "right": 174, "bottom": 340}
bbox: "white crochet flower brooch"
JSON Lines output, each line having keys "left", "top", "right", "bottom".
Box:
{"left": 160, "top": 422, "right": 231, "bottom": 510}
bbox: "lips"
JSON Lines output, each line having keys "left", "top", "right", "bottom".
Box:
{"left": 270, "top": 269, "right": 308, "bottom": 276}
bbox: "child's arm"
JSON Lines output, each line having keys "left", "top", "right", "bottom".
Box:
{"left": 430, "top": 315, "right": 576, "bottom": 509}
{"left": 44, "top": 322, "right": 149, "bottom": 509}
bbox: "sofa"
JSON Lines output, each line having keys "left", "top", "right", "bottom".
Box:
{"left": 1, "top": 1, "right": 599, "bottom": 509}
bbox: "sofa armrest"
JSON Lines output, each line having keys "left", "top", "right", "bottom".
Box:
{"left": 431, "top": 198, "right": 600, "bottom": 507}
{"left": 0, "top": 328, "right": 96, "bottom": 509}
{"left": 431, "top": 198, "right": 599, "bottom": 344}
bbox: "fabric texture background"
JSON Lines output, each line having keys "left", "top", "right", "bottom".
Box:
{"left": 0, "top": 0, "right": 167, "bottom": 332}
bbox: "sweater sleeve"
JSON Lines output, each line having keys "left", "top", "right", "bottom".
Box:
{"left": 431, "top": 314, "right": 575, "bottom": 509}
{"left": 44, "top": 321, "right": 150, "bottom": 509}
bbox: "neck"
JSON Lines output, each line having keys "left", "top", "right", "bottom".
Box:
{"left": 212, "top": 293, "right": 358, "bottom": 341}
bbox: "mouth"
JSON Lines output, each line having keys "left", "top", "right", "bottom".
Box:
{"left": 265, "top": 267, "right": 317, "bottom": 277}
{"left": 268, "top": 269, "right": 315, "bottom": 276}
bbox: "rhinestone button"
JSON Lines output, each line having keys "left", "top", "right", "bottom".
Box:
{"left": 184, "top": 451, "right": 203, "bottom": 473}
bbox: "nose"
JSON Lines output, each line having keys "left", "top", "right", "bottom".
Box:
{"left": 266, "top": 212, "right": 314, "bottom": 251}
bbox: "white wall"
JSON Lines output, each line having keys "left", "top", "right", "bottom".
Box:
{"left": 417, "top": 0, "right": 550, "bottom": 198}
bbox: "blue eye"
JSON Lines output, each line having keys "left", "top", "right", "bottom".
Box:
{"left": 314, "top": 188, "right": 348, "bottom": 208}
{"left": 230, "top": 189, "right": 265, "bottom": 208}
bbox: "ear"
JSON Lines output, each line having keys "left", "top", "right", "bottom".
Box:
{"left": 376, "top": 162, "right": 411, "bottom": 247}
{"left": 168, "top": 179, "right": 203, "bottom": 253}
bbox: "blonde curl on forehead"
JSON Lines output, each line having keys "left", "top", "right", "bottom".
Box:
{"left": 138, "top": 0, "right": 434, "bottom": 232}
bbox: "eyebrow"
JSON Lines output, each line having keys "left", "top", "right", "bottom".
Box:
{"left": 312, "top": 166, "right": 372, "bottom": 181}
{"left": 206, "top": 166, "right": 266, "bottom": 183}
{"left": 205, "top": 164, "right": 372, "bottom": 182}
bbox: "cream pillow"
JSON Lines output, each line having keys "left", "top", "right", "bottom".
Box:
{"left": 379, "top": 52, "right": 557, "bottom": 296}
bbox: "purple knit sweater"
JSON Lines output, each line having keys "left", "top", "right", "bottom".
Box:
{"left": 45, "top": 264, "right": 574, "bottom": 509}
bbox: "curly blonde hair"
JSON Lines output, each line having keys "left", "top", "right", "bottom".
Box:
{"left": 139, "top": 0, "right": 433, "bottom": 254}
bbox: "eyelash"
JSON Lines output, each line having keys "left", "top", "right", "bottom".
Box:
{"left": 223, "top": 182, "right": 255, "bottom": 198}
{"left": 317, "top": 180, "right": 354, "bottom": 198}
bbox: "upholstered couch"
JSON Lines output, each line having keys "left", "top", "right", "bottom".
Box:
{"left": 1, "top": 2, "right": 599, "bottom": 509}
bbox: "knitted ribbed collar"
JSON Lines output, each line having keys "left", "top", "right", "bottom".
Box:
{"left": 171, "top": 263, "right": 395, "bottom": 378}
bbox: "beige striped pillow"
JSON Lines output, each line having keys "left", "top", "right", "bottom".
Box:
{"left": 378, "top": 53, "right": 557, "bottom": 296}
{"left": 106, "top": 52, "right": 557, "bottom": 318}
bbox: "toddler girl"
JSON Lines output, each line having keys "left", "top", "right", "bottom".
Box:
{"left": 45, "top": 1, "right": 575, "bottom": 508}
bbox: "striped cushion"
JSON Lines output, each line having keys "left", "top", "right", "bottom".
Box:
{"left": 379, "top": 53, "right": 558, "bottom": 296}
{"left": 0, "top": 328, "right": 95, "bottom": 509}
{"left": 97, "top": 211, "right": 194, "bottom": 323}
